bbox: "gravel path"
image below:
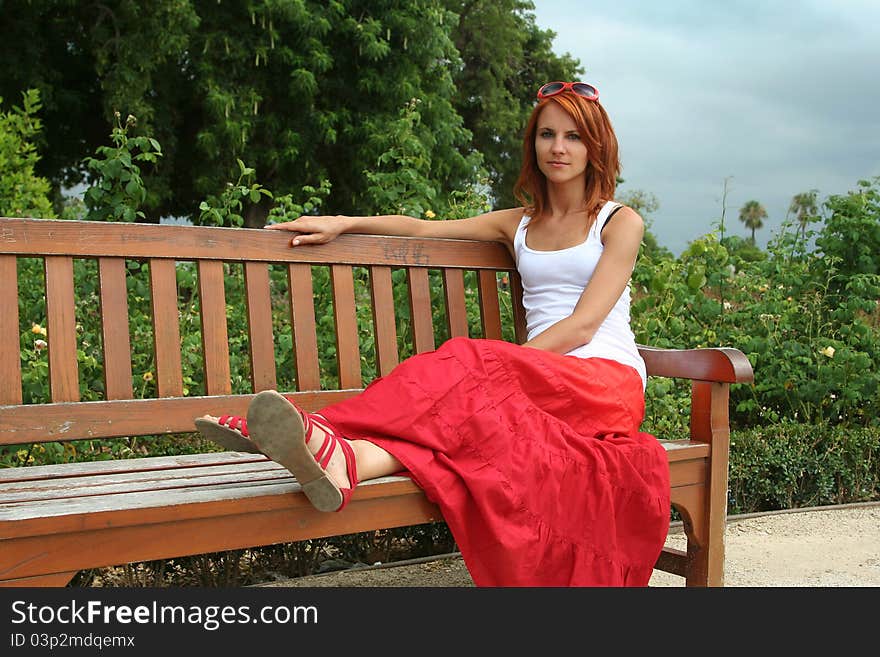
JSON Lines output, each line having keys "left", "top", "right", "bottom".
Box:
{"left": 257, "top": 502, "right": 880, "bottom": 587}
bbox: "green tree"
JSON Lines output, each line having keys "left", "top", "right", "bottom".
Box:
{"left": 616, "top": 188, "right": 671, "bottom": 259}
{"left": 0, "top": 89, "right": 55, "bottom": 218}
{"left": 0, "top": 1, "right": 579, "bottom": 225}
{"left": 738, "top": 199, "right": 767, "bottom": 244}
{"left": 788, "top": 189, "right": 820, "bottom": 241}
{"left": 0, "top": 0, "right": 197, "bottom": 208}
{"left": 446, "top": 0, "right": 582, "bottom": 208}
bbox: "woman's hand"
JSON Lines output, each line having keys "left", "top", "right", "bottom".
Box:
{"left": 264, "top": 215, "right": 351, "bottom": 246}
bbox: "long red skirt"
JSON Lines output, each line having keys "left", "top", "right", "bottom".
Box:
{"left": 319, "top": 337, "right": 670, "bottom": 587}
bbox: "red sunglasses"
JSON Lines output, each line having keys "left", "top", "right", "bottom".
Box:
{"left": 536, "top": 81, "right": 600, "bottom": 101}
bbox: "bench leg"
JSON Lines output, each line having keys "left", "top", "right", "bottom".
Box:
{"left": 683, "top": 381, "right": 731, "bottom": 587}
{"left": 691, "top": 501, "right": 726, "bottom": 587}
{"left": 0, "top": 571, "right": 77, "bottom": 587}
{"left": 673, "top": 484, "right": 725, "bottom": 587}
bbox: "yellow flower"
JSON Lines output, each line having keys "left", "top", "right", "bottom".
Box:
{"left": 142, "top": 371, "right": 154, "bottom": 382}
{"left": 424, "top": 210, "right": 436, "bottom": 219}
{"left": 31, "top": 323, "right": 47, "bottom": 336}
{"left": 819, "top": 346, "right": 835, "bottom": 358}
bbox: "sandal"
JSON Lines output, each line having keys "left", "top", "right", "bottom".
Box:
{"left": 194, "top": 415, "right": 263, "bottom": 454}
{"left": 246, "top": 390, "right": 358, "bottom": 512}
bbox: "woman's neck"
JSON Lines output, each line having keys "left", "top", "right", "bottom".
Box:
{"left": 544, "top": 184, "right": 592, "bottom": 219}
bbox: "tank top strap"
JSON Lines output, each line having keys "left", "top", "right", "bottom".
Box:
{"left": 513, "top": 215, "right": 531, "bottom": 264}
{"left": 592, "top": 200, "right": 623, "bottom": 238}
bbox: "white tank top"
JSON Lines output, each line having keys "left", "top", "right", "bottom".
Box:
{"left": 513, "top": 200, "right": 647, "bottom": 388}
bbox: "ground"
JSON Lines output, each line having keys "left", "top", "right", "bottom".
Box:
{"left": 255, "top": 502, "right": 880, "bottom": 587}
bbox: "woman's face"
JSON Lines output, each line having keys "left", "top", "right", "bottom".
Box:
{"left": 534, "top": 102, "right": 588, "bottom": 186}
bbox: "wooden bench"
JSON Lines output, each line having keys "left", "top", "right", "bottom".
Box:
{"left": 0, "top": 217, "right": 753, "bottom": 587}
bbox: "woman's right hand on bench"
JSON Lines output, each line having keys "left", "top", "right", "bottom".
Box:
{"left": 265, "top": 215, "right": 351, "bottom": 246}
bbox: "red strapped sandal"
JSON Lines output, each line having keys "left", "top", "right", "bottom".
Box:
{"left": 246, "top": 390, "right": 359, "bottom": 512}
{"left": 194, "top": 414, "right": 262, "bottom": 454}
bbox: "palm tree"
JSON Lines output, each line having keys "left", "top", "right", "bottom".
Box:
{"left": 738, "top": 200, "right": 767, "bottom": 244}
{"left": 788, "top": 189, "right": 819, "bottom": 240}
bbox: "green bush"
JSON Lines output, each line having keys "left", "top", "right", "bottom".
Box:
{"left": 0, "top": 89, "right": 55, "bottom": 218}
{"left": 728, "top": 423, "right": 880, "bottom": 514}
{"left": 633, "top": 178, "right": 880, "bottom": 431}
{"left": 82, "top": 112, "right": 163, "bottom": 222}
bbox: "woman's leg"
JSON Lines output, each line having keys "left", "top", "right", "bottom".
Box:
{"left": 196, "top": 394, "right": 404, "bottom": 513}
{"left": 196, "top": 412, "right": 404, "bottom": 484}
{"left": 240, "top": 390, "right": 405, "bottom": 511}
{"left": 351, "top": 440, "right": 404, "bottom": 481}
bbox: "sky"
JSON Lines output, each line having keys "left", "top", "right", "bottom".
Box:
{"left": 530, "top": 0, "right": 880, "bottom": 255}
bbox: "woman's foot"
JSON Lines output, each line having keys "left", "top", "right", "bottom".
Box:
{"left": 194, "top": 414, "right": 263, "bottom": 454}
{"left": 246, "top": 390, "right": 358, "bottom": 512}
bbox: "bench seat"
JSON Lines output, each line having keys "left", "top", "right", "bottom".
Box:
{"left": 0, "top": 440, "right": 710, "bottom": 586}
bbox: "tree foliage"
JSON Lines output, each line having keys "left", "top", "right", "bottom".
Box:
{"left": 82, "top": 112, "right": 163, "bottom": 222}
{"left": 0, "top": 89, "right": 55, "bottom": 218}
{"left": 444, "top": 0, "right": 582, "bottom": 208}
{"left": 788, "top": 189, "right": 820, "bottom": 240}
{"left": 738, "top": 199, "right": 767, "bottom": 243}
{"left": 0, "top": 0, "right": 579, "bottom": 224}
{"left": 816, "top": 178, "right": 880, "bottom": 281}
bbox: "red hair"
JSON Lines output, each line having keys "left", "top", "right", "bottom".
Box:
{"left": 513, "top": 93, "right": 620, "bottom": 221}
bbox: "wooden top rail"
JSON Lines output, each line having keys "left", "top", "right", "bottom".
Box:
{"left": 0, "top": 218, "right": 514, "bottom": 269}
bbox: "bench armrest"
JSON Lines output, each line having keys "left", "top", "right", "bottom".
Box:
{"left": 637, "top": 344, "right": 754, "bottom": 383}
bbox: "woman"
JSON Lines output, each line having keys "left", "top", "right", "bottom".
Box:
{"left": 196, "top": 81, "right": 670, "bottom": 586}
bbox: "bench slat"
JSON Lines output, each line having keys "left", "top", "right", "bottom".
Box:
{"left": 0, "top": 391, "right": 360, "bottom": 445}
{"left": 0, "top": 254, "right": 22, "bottom": 404}
{"left": 509, "top": 271, "right": 528, "bottom": 344}
{"left": 478, "top": 270, "right": 503, "bottom": 340}
{"left": 443, "top": 268, "right": 470, "bottom": 338}
{"left": 0, "top": 219, "right": 515, "bottom": 269}
{"left": 331, "top": 264, "right": 362, "bottom": 388}
{"left": 149, "top": 258, "right": 184, "bottom": 396}
{"left": 369, "top": 265, "right": 399, "bottom": 376}
{"left": 0, "top": 474, "right": 423, "bottom": 530}
{"left": 98, "top": 258, "right": 134, "bottom": 399}
{"left": 0, "top": 480, "right": 307, "bottom": 525}
{"left": 407, "top": 267, "right": 435, "bottom": 353}
{"left": 0, "top": 466, "right": 293, "bottom": 502}
{"left": 0, "top": 451, "right": 266, "bottom": 482}
{"left": 198, "top": 260, "right": 232, "bottom": 395}
{"left": 0, "top": 461, "right": 292, "bottom": 504}
{"left": 243, "top": 261, "right": 277, "bottom": 391}
{"left": 288, "top": 264, "right": 320, "bottom": 390}
{"left": 45, "top": 256, "right": 79, "bottom": 402}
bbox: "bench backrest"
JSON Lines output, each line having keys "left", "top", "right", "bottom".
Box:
{"left": 0, "top": 218, "right": 526, "bottom": 448}
{"left": 1, "top": 217, "right": 755, "bottom": 454}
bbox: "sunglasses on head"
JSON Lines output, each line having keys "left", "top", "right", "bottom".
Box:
{"left": 536, "top": 81, "right": 600, "bottom": 101}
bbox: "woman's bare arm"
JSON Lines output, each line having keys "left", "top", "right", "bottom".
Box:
{"left": 265, "top": 208, "right": 524, "bottom": 247}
